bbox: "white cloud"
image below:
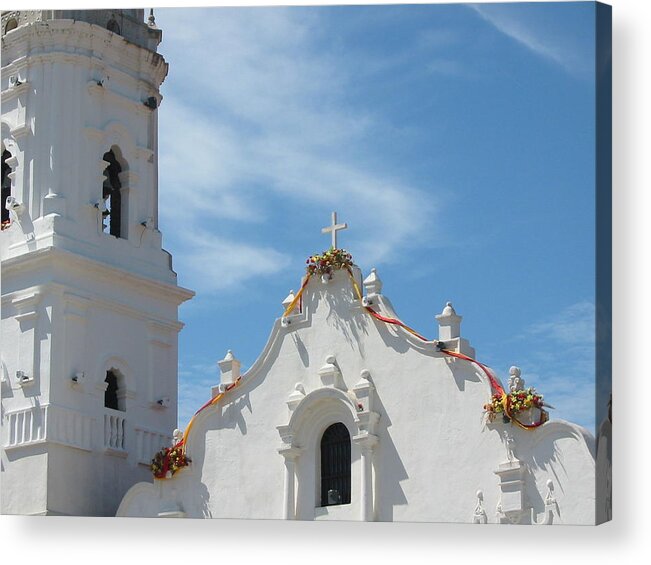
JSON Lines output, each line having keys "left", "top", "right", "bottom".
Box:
{"left": 156, "top": 7, "right": 440, "bottom": 294}
{"left": 178, "top": 374, "right": 215, "bottom": 429}
{"left": 171, "top": 227, "right": 292, "bottom": 294}
{"left": 470, "top": 4, "right": 592, "bottom": 77}
{"left": 527, "top": 300, "right": 595, "bottom": 346}
{"left": 516, "top": 301, "right": 596, "bottom": 430}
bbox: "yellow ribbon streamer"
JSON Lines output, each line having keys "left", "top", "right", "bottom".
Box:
{"left": 282, "top": 275, "right": 310, "bottom": 318}
{"left": 176, "top": 263, "right": 545, "bottom": 472}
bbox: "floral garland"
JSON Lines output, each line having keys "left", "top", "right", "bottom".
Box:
{"left": 151, "top": 444, "right": 190, "bottom": 479}
{"left": 306, "top": 247, "right": 353, "bottom": 277}
{"left": 484, "top": 388, "right": 545, "bottom": 423}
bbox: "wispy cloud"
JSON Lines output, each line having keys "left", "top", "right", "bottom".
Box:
{"left": 469, "top": 4, "right": 592, "bottom": 78}
{"left": 178, "top": 365, "right": 217, "bottom": 429}
{"left": 527, "top": 301, "right": 595, "bottom": 346}
{"left": 157, "top": 7, "right": 439, "bottom": 294}
{"left": 514, "top": 300, "right": 596, "bottom": 430}
{"left": 171, "top": 228, "right": 292, "bottom": 295}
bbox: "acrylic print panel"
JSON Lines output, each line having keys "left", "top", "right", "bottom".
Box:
{"left": 0, "top": 2, "right": 611, "bottom": 524}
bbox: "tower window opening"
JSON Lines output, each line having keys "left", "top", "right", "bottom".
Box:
{"left": 4, "top": 18, "right": 18, "bottom": 35}
{"left": 102, "top": 149, "right": 124, "bottom": 238}
{"left": 2, "top": 150, "right": 12, "bottom": 226}
{"left": 106, "top": 18, "right": 121, "bottom": 35}
{"left": 320, "top": 422, "right": 351, "bottom": 507}
{"left": 104, "top": 369, "right": 125, "bottom": 411}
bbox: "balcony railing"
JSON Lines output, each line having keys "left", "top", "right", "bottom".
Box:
{"left": 4, "top": 406, "right": 47, "bottom": 448}
{"left": 104, "top": 411, "right": 126, "bottom": 451}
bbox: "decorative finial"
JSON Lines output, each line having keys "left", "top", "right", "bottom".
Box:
{"left": 436, "top": 301, "right": 463, "bottom": 340}
{"left": 148, "top": 8, "right": 156, "bottom": 27}
{"left": 216, "top": 350, "right": 240, "bottom": 387}
{"left": 442, "top": 302, "right": 457, "bottom": 316}
{"left": 282, "top": 290, "right": 296, "bottom": 312}
{"left": 363, "top": 268, "right": 383, "bottom": 294}
{"left": 321, "top": 211, "right": 348, "bottom": 249}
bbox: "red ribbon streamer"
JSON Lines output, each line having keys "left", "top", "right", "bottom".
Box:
{"left": 345, "top": 269, "right": 546, "bottom": 429}
{"left": 174, "top": 265, "right": 545, "bottom": 471}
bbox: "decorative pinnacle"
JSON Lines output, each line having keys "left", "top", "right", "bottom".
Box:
{"left": 442, "top": 302, "right": 456, "bottom": 316}
{"left": 436, "top": 301, "right": 462, "bottom": 340}
{"left": 282, "top": 290, "right": 295, "bottom": 308}
{"left": 363, "top": 268, "right": 383, "bottom": 294}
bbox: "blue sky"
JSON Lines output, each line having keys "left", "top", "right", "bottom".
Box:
{"left": 152, "top": 3, "right": 600, "bottom": 433}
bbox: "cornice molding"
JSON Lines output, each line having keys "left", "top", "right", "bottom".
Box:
{"left": 1, "top": 247, "right": 194, "bottom": 308}
{"left": 2, "top": 19, "right": 168, "bottom": 88}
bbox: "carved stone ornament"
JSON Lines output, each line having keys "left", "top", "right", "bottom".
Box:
{"left": 286, "top": 382, "right": 306, "bottom": 411}
{"left": 318, "top": 354, "right": 345, "bottom": 390}
{"left": 531, "top": 479, "right": 557, "bottom": 526}
{"left": 508, "top": 366, "right": 525, "bottom": 392}
{"left": 473, "top": 490, "right": 488, "bottom": 524}
{"left": 494, "top": 458, "right": 526, "bottom": 524}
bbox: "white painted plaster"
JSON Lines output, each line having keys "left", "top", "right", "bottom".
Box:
{"left": 1, "top": 12, "right": 193, "bottom": 516}
{"left": 119, "top": 269, "right": 597, "bottom": 524}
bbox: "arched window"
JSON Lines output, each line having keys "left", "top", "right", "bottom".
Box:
{"left": 106, "top": 18, "right": 121, "bottom": 35}
{"left": 4, "top": 18, "right": 18, "bottom": 35}
{"left": 320, "top": 422, "right": 351, "bottom": 506}
{"left": 104, "top": 369, "right": 125, "bottom": 411}
{"left": 2, "top": 149, "right": 12, "bottom": 225}
{"left": 102, "top": 149, "right": 124, "bottom": 238}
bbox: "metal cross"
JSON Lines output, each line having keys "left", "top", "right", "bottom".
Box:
{"left": 321, "top": 211, "right": 348, "bottom": 249}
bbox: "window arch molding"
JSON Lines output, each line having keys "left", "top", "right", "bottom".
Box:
{"left": 277, "top": 386, "right": 377, "bottom": 520}
{"left": 91, "top": 122, "right": 140, "bottom": 240}
{"left": 287, "top": 388, "right": 359, "bottom": 452}
{"left": 4, "top": 18, "right": 18, "bottom": 35}
{"left": 106, "top": 17, "right": 121, "bottom": 35}
{"left": 96, "top": 355, "right": 137, "bottom": 409}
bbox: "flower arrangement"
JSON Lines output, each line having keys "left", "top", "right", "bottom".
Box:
{"left": 484, "top": 388, "right": 545, "bottom": 423}
{"left": 306, "top": 247, "right": 353, "bottom": 277}
{"left": 151, "top": 444, "right": 190, "bottom": 479}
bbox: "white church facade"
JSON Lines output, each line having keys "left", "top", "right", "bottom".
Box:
{"left": 1, "top": 9, "right": 608, "bottom": 524}
{"left": 117, "top": 256, "right": 599, "bottom": 524}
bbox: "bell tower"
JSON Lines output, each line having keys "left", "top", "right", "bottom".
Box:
{"left": 1, "top": 9, "right": 194, "bottom": 516}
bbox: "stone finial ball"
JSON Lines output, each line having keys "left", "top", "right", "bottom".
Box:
{"left": 509, "top": 366, "right": 521, "bottom": 377}
{"left": 441, "top": 302, "right": 456, "bottom": 316}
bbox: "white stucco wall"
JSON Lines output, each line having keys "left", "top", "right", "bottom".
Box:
{"left": 118, "top": 268, "right": 597, "bottom": 524}
{"left": 1, "top": 15, "right": 193, "bottom": 516}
